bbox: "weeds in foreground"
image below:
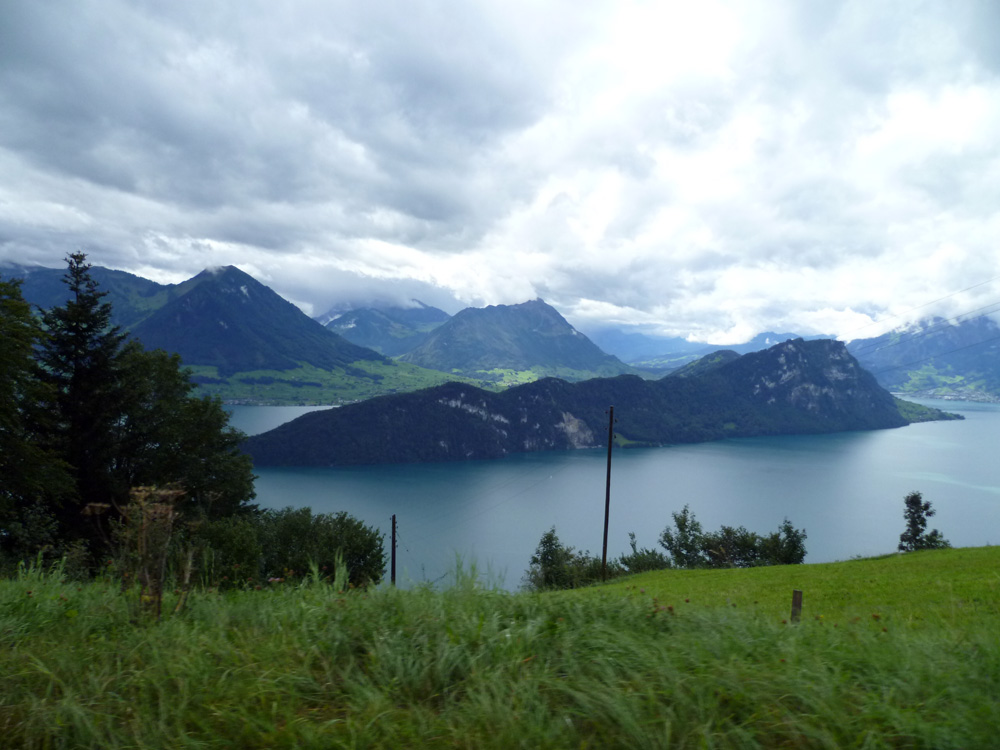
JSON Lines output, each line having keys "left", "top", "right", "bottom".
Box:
{"left": 1, "top": 549, "right": 998, "bottom": 748}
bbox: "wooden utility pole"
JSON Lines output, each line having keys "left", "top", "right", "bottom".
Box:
{"left": 391, "top": 514, "right": 397, "bottom": 586}
{"left": 601, "top": 406, "right": 614, "bottom": 581}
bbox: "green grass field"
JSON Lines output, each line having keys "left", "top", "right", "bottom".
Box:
{"left": 2, "top": 547, "right": 998, "bottom": 748}
{"left": 186, "top": 360, "right": 483, "bottom": 405}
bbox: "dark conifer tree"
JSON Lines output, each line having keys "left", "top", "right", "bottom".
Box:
{"left": 2, "top": 254, "right": 255, "bottom": 569}
{"left": 0, "top": 276, "right": 72, "bottom": 561}
{"left": 37, "top": 252, "right": 129, "bottom": 542}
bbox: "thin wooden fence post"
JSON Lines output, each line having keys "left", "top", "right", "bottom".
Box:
{"left": 391, "top": 514, "right": 397, "bottom": 586}
{"left": 791, "top": 589, "right": 803, "bottom": 623}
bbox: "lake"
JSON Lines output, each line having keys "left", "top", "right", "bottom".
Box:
{"left": 226, "top": 401, "right": 1000, "bottom": 589}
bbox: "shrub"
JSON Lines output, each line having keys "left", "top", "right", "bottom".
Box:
{"left": 618, "top": 532, "right": 671, "bottom": 573}
{"left": 255, "top": 507, "right": 386, "bottom": 587}
{"left": 658, "top": 505, "right": 709, "bottom": 568}
{"left": 523, "top": 527, "right": 622, "bottom": 590}
{"left": 659, "top": 508, "right": 807, "bottom": 568}
{"left": 898, "top": 491, "right": 950, "bottom": 552}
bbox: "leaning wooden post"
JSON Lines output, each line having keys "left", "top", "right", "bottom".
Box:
{"left": 601, "top": 406, "right": 614, "bottom": 581}
{"left": 791, "top": 589, "right": 803, "bottom": 623}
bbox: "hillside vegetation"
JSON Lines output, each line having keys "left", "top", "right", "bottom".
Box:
{"left": 2, "top": 547, "right": 997, "bottom": 748}
{"left": 245, "top": 339, "right": 959, "bottom": 467}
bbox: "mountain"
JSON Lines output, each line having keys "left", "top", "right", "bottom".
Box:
{"left": 324, "top": 300, "right": 450, "bottom": 356}
{"left": 623, "top": 331, "right": 828, "bottom": 374}
{"left": 848, "top": 316, "right": 1000, "bottom": 401}
{"left": 580, "top": 328, "right": 704, "bottom": 362}
{"left": 4, "top": 262, "right": 171, "bottom": 329}
{"left": 9, "top": 262, "right": 476, "bottom": 404}
{"left": 578, "top": 325, "right": 828, "bottom": 375}
{"left": 244, "top": 338, "right": 959, "bottom": 467}
{"left": 668, "top": 349, "right": 741, "bottom": 378}
{"left": 130, "top": 266, "right": 384, "bottom": 376}
{"left": 398, "top": 298, "right": 637, "bottom": 384}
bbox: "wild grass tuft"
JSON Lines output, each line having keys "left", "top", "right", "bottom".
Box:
{"left": 1, "top": 548, "right": 998, "bottom": 748}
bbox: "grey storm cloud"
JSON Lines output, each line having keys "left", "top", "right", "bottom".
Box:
{"left": 1, "top": 0, "right": 999, "bottom": 341}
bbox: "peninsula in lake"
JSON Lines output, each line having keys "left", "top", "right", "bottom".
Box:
{"left": 243, "top": 339, "right": 959, "bottom": 467}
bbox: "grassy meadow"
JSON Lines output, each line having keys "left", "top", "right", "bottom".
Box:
{"left": 2, "top": 547, "right": 998, "bottom": 748}
{"left": 186, "top": 360, "right": 482, "bottom": 405}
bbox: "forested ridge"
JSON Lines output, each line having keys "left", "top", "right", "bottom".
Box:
{"left": 245, "top": 338, "right": 958, "bottom": 467}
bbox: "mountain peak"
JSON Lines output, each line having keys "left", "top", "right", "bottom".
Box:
{"left": 399, "top": 297, "right": 631, "bottom": 380}
{"left": 131, "top": 267, "right": 382, "bottom": 376}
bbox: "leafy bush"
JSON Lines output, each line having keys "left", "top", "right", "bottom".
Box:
{"left": 254, "top": 507, "right": 386, "bottom": 587}
{"left": 523, "top": 527, "right": 622, "bottom": 590}
{"left": 191, "top": 515, "right": 263, "bottom": 588}
{"left": 760, "top": 518, "right": 809, "bottom": 565}
{"left": 659, "top": 507, "right": 807, "bottom": 568}
{"left": 898, "top": 491, "right": 950, "bottom": 552}
{"left": 618, "top": 532, "right": 671, "bottom": 573}
{"left": 658, "top": 505, "right": 709, "bottom": 568}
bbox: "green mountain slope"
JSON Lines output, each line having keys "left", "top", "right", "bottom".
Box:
{"left": 324, "top": 301, "right": 450, "bottom": 356}
{"left": 131, "top": 266, "right": 382, "bottom": 376}
{"left": 245, "top": 338, "right": 958, "bottom": 466}
{"left": 6, "top": 263, "right": 171, "bottom": 329}
{"left": 10, "top": 262, "right": 476, "bottom": 404}
{"left": 399, "top": 298, "right": 637, "bottom": 383}
{"left": 848, "top": 316, "right": 1000, "bottom": 401}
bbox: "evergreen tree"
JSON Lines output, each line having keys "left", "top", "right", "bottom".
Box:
{"left": 35, "top": 253, "right": 256, "bottom": 555}
{"left": 0, "top": 276, "right": 72, "bottom": 562}
{"left": 38, "top": 252, "right": 128, "bottom": 537}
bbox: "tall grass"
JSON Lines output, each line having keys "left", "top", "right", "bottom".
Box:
{"left": 2, "top": 548, "right": 998, "bottom": 748}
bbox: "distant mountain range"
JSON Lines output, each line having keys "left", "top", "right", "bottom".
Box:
{"left": 244, "top": 338, "right": 959, "bottom": 467}
{"left": 398, "top": 299, "right": 638, "bottom": 384}
{"left": 131, "top": 266, "right": 382, "bottom": 376}
{"left": 583, "top": 328, "right": 829, "bottom": 372}
{"left": 848, "top": 316, "right": 1000, "bottom": 402}
{"left": 8, "top": 263, "right": 469, "bottom": 404}
{"left": 322, "top": 300, "right": 450, "bottom": 356}
{"left": 9, "top": 263, "right": 176, "bottom": 329}
{"left": 10, "top": 260, "right": 1000, "bottom": 403}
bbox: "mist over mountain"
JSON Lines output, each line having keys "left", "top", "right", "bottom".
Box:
{"left": 323, "top": 300, "right": 450, "bottom": 356}
{"left": 583, "top": 327, "right": 828, "bottom": 374}
{"left": 11, "top": 258, "right": 1000, "bottom": 404}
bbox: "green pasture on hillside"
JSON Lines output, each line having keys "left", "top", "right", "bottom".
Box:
{"left": 2, "top": 547, "right": 998, "bottom": 748}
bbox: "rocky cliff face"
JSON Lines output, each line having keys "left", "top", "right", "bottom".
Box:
{"left": 243, "top": 339, "right": 945, "bottom": 467}
{"left": 723, "top": 338, "right": 905, "bottom": 428}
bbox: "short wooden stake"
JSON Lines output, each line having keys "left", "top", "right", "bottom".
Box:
{"left": 791, "top": 589, "right": 803, "bottom": 623}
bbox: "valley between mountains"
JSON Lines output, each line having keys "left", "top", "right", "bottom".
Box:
{"left": 6, "top": 260, "right": 974, "bottom": 468}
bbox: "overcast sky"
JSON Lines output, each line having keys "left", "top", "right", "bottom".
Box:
{"left": 2, "top": 1, "right": 999, "bottom": 342}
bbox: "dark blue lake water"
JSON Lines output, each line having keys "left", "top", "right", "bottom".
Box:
{"left": 227, "top": 401, "right": 1000, "bottom": 589}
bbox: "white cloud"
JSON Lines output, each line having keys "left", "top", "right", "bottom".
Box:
{"left": 1, "top": 0, "right": 999, "bottom": 342}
